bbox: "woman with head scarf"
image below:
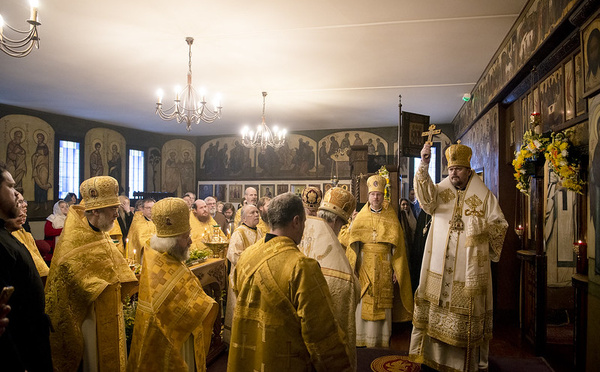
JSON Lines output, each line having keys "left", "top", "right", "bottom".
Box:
{"left": 44, "top": 200, "right": 68, "bottom": 261}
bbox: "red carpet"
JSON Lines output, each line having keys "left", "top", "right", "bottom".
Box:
{"left": 370, "top": 355, "right": 421, "bottom": 372}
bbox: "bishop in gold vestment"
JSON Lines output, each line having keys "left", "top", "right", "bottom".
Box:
{"left": 347, "top": 175, "right": 413, "bottom": 348}
{"left": 409, "top": 142, "right": 508, "bottom": 372}
{"left": 46, "top": 176, "right": 138, "bottom": 372}
{"left": 127, "top": 198, "right": 218, "bottom": 372}
{"left": 299, "top": 187, "right": 359, "bottom": 371}
{"left": 126, "top": 199, "right": 156, "bottom": 263}
{"left": 228, "top": 193, "right": 352, "bottom": 372}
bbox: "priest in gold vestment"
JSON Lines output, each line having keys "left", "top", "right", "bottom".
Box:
{"left": 409, "top": 142, "right": 508, "bottom": 372}
{"left": 9, "top": 193, "right": 49, "bottom": 279}
{"left": 347, "top": 175, "right": 413, "bottom": 348}
{"left": 233, "top": 187, "right": 258, "bottom": 228}
{"left": 45, "top": 176, "right": 138, "bottom": 372}
{"left": 190, "top": 199, "right": 227, "bottom": 253}
{"left": 127, "top": 198, "right": 218, "bottom": 372}
{"left": 299, "top": 186, "right": 359, "bottom": 371}
{"left": 126, "top": 198, "right": 156, "bottom": 263}
{"left": 228, "top": 193, "right": 352, "bottom": 372}
{"left": 223, "top": 204, "right": 262, "bottom": 344}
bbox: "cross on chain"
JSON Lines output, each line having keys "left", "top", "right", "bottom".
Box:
{"left": 422, "top": 124, "right": 442, "bottom": 145}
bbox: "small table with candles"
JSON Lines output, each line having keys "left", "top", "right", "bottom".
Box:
{"left": 189, "top": 258, "right": 228, "bottom": 364}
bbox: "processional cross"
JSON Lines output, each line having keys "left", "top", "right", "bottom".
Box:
{"left": 422, "top": 124, "right": 441, "bottom": 145}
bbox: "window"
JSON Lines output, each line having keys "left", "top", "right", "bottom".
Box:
{"left": 409, "top": 142, "right": 441, "bottom": 188}
{"left": 129, "top": 149, "right": 144, "bottom": 199}
{"left": 58, "top": 140, "right": 80, "bottom": 199}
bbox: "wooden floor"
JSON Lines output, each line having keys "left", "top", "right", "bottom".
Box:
{"left": 208, "top": 316, "right": 575, "bottom": 372}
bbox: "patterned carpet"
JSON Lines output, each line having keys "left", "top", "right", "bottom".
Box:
{"left": 370, "top": 355, "right": 421, "bottom": 372}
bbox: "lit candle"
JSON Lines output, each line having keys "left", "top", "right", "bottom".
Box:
{"left": 576, "top": 240, "right": 588, "bottom": 274}
{"left": 30, "top": 0, "right": 39, "bottom": 23}
{"left": 156, "top": 89, "right": 163, "bottom": 104}
{"left": 0, "top": 15, "right": 4, "bottom": 39}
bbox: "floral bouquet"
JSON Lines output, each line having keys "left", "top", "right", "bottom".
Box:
{"left": 544, "top": 131, "right": 585, "bottom": 194}
{"left": 512, "top": 130, "right": 550, "bottom": 194}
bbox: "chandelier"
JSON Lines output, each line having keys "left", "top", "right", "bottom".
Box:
{"left": 241, "top": 92, "right": 286, "bottom": 150}
{"left": 0, "top": 0, "right": 41, "bottom": 58}
{"left": 155, "top": 37, "right": 222, "bottom": 131}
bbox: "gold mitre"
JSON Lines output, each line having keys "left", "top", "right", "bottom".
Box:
{"left": 301, "top": 186, "right": 322, "bottom": 212}
{"left": 367, "top": 175, "right": 386, "bottom": 194}
{"left": 152, "top": 197, "right": 191, "bottom": 238}
{"left": 80, "top": 176, "right": 120, "bottom": 211}
{"left": 319, "top": 187, "right": 356, "bottom": 223}
{"left": 445, "top": 140, "right": 472, "bottom": 168}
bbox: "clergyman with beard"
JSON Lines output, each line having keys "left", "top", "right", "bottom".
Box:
{"left": 127, "top": 198, "right": 218, "bottom": 371}
{"left": 409, "top": 142, "right": 508, "bottom": 372}
{"left": 0, "top": 165, "right": 52, "bottom": 371}
{"left": 190, "top": 199, "right": 226, "bottom": 253}
{"left": 45, "top": 176, "right": 138, "bottom": 371}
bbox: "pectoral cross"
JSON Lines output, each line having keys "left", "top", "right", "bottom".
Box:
{"left": 422, "top": 124, "right": 442, "bottom": 145}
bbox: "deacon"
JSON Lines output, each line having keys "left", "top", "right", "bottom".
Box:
{"left": 0, "top": 166, "right": 52, "bottom": 371}
{"left": 228, "top": 193, "right": 352, "bottom": 372}
{"left": 233, "top": 187, "right": 258, "bottom": 227}
{"left": 127, "top": 198, "right": 218, "bottom": 371}
{"left": 45, "top": 176, "right": 138, "bottom": 372}
{"left": 126, "top": 198, "right": 156, "bottom": 263}
{"left": 190, "top": 199, "right": 226, "bottom": 253}
{"left": 223, "top": 204, "right": 263, "bottom": 344}
{"left": 299, "top": 186, "right": 359, "bottom": 371}
{"left": 347, "top": 174, "right": 413, "bottom": 348}
{"left": 409, "top": 142, "right": 508, "bottom": 372}
{"left": 8, "top": 192, "right": 49, "bottom": 280}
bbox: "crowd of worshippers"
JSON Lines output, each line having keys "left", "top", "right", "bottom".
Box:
{"left": 0, "top": 140, "right": 508, "bottom": 372}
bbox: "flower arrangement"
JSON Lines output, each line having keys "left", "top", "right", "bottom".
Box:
{"left": 123, "top": 296, "right": 137, "bottom": 352}
{"left": 377, "top": 166, "right": 391, "bottom": 201}
{"left": 512, "top": 129, "right": 550, "bottom": 194}
{"left": 544, "top": 130, "right": 585, "bottom": 194}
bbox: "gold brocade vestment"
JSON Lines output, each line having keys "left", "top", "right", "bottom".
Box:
{"left": 228, "top": 236, "right": 352, "bottom": 372}
{"left": 409, "top": 165, "right": 508, "bottom": 372}
{"left": 127, "top": 247, "right": 218, "bottom": 372}
{"left": 127, "top": 211, "right": 156, "bottom": 263}
{"left": 12, "top": 228, "right": 49, "bottom": 278}
{"left": 45, "top": 205, "right": 138, "bottom": 372}
{"left": 348, "top": 202, "right": 413, "bottom": 322}
{"left": 223, "top": 224, "right": 263, "bottom": 344}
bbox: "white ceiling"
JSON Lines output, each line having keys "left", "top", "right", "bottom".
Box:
{"left": 0, "top": 0, "right": 527, "bottom": 137}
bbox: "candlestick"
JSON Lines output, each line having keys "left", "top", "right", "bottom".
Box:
{"left": 575, "top": 240, "right": 588, "bottom": 275}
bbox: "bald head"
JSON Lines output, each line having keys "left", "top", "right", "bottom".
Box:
{"left": 245, "top": 187, "right": 258, "bottom": 205}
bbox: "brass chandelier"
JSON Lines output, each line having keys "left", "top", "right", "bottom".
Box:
{"left": 241, "top": 92, "right": 286, "bottom": 150}
{"left": 155, "top": 37, "right": 222, "bottom": 131}
{"left": 0, "top": 0, "right": 41, "bottom": 58}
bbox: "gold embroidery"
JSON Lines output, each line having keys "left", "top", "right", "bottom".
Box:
{"left": 439, "top": 189, "right": 455, "bottom": 204}
{"left": 412, "top": 297, "right": 492, "bottom": 348}
{"left": 464, "top": 194, "right": 482, "bottom": 210}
